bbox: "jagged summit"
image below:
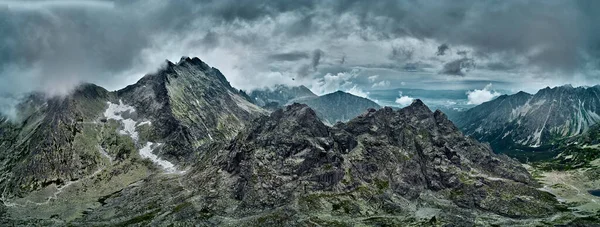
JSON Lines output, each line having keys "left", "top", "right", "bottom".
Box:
{"left": 71, "top": 83, "right": 110, "bottom": 99}
{"left": 515, "top": 90, "right": 532, "bottom": 96}
{"left": 176, "top": 56, "right": 209, "bottom": 68}
{"left": 403, "top": 98, "right": 430, "bottom": 112}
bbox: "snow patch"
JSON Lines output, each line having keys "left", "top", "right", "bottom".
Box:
{"left": 103, "top": 100, "right": 135, "bottom": 121}
{"left": 139, "top": 142, "right": 181, "bottom": 173}
{"left": 502, "top": 130, "right": 512, "bottom": 139}
{"left": 104, "top": 100, "right": 182, "bottom": 173}
{"left": 564, "top": 155, "right": 574, "bottom": 160}
{"left": 137, "top": 121, "right": 152, "bottom": 127}
{"left": 120, "top": 119, "right": 138, "bottom": 141}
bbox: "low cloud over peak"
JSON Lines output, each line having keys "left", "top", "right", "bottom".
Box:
{"left": 466, "top": 84, "right": 501, "bottom": 105}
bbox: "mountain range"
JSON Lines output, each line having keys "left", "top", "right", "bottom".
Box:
{"left": 454, "top": 85, "right": 600, "bottom": 152}
{"left": 0, "top": 58, "right": 597, "bottom": 226}
{"left": 250, "top": 86, "right": 381, "bottom": 124}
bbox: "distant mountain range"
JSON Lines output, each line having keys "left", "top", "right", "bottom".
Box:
{"left": 250, "top": 86, "right": 381, "bottom": 124}
{"left": 454, "top": 85, "right": 600, "bottom": 153}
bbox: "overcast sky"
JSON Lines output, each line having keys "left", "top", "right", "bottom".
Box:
{"left": 2, "top": 0, "right": 600, "bottom": 104}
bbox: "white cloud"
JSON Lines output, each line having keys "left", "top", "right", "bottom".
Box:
{"left": 309, "top": 71, "right": 358, "bottom": 95}
{"left": 371, "top": 80, "right": 390, "bottom": 88}
{"left": 466, "top": 83, "right": 501, "bottom": 105}
{"left": 368, "top": 75, "right": 379, "bottom": 82}
{"left": 347, "top": 85, "right": 369, "bottom": 98}
{"left": 395, "top": 92, "right": 414, "bottom": 106}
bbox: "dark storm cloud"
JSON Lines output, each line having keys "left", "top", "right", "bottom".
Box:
{"left": 389, "top": 45, "right": 414, "bottom": 62}
{"left": 2, "top": 0, "right": 600, "bottom": 104}
{"left": 328, "top": 0, "right": 600, "bottom": 72}
{"left": 268, "top": 51, "right": 310, "bottom": 61}
{"left": 0, "top": 2, "right": 149, "bottom": 94}
{"left": 311, "top": 49, "right": 324, "bottom": 70}
{"left": 296, "top": 64, "right": 311, "bottom": 78}
{"left": 436, "top": 44, "right": 449, "bottom": 56}
{"left": 484, "top": 62, "right": 519, "bottom": 72}
{"left": 441, "top": 58, "right": 475, "bottom": 76}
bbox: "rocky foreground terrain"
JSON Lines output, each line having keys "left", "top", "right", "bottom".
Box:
{"left": 0, "top": 58, "right": 598, "bottom": 226}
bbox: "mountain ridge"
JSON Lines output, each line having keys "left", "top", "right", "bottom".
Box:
{"left": 250, "top": 85, "right": 381, "bottom": 124}
{"left": 122, "top": 99, "right": 562, "bottom": 225}
{"left": 0, "top": 56, "right": 266, "bottom": 199}
{"left": 455, "top": 85, "right": 600, "bottom": 151}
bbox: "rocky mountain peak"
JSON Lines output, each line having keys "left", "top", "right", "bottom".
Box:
{"left": 515, "top": 90, "right": 532, "bottom": 97}
{"left": 401, "top": 99, "right": 431, "bottom": 114}
{"left": 255, "top": 103, "right": 329, "bottom": 138}
{"left": 72, "top": 83, "right": 110, "bottom": 99}
{"left": 176, "top": 56, "right": 211, "bottom": 70}
{"left": 205, "top": 100, "right": 560, "bottom": 224}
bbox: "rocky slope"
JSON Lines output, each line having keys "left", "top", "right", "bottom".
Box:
{"left": 70, "top": 101, "right": 576, "bottom": 226}
{"left": 0, "top": 57, "right": 265, "bottom": 201}
{"left": 455, "top": 85, "right": 600, "bottom": 152}
{"left": 116, "top": 56, "right": 265, "bottom": 162}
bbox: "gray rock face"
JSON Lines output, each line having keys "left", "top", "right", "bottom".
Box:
{"left": 174, "top": 100, "right": 559, "bottom": 225}
{"left": 456, "top": 85, "right": 600, "bottom": 151}
{"left": 116, "top": 56, "right": 266, "bottom": 162}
